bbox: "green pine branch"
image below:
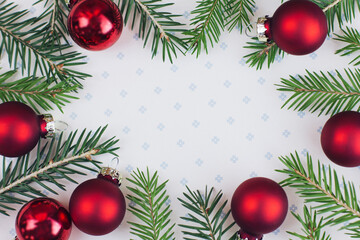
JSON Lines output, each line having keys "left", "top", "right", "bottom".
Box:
{"left": 178, "top": 186, "right": 235, "bottom": 240}
{"left": 33, "top": 0, "right": 70, "bottom": 46}
{"left": 120, "top": 0, "right": 187, "bottom": 63}
{"left": 0, "top": 126, "right": 119, "bottom": 216}
{"left": 277, "top": 152, "right": 360, "bottom": 238}
{"left": 35, "top": 0, "right": 70, "bottom": 44}
{"left": 335, "top": 27, "right": 360, "bottom": 66}
{"left": 288, "top": 205, "right": 332, "bottom": 240}
{"left": 243, "top": 40, "right": 284, "bottom": 70}
{"left": 126, "top": 168, "right": 175, "bottom": 240}
{"left": 0, "top": 70, "right": 78, "bottom": 113}
{"left": 312, "top": 0, "right": 360, "bottom": 32}
{"left": 277, "top": 68, "right": 360, "bottom": 116}
{"left": 0, "top": 0, "right": 90, "bottom": 86}
{"left": 225, "top": 0, "right": 255, "bottom": 33}
{"left": 185, "top": 0, "right": 227, "bottom": 57}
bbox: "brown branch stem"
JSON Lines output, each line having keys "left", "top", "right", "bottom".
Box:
{"left": 190, "top": 0, "right": 221, "bottom": 48}
{"left": 257, "top": 42, "right": 276, "bottom": 57}
{"left": 0, "top": 86, "right": 63, "bottom": 96}
{"left": 133, "top": 0, "right": 170, "bottom": 41}
{"left": 200, "top": 205, "right": 216, "bottom": 240}
{"left": 145, "top": 184, "right": 157, "bottom": 238}
{"left": 323, "top": 0, "right": 342, "bottom": 12}
{"left": 294, "top": 169, "right": 360, "bottom": 219}
{"left": 0, "top": 149, "right": 99, "bottom": 195}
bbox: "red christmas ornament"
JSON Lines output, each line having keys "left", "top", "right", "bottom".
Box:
{"left": 69, "top": 167, "right": 126, "bottom": 235}
{"left": 0, "top": 101, "right": 54, "bottom": 157}
{"left": 15, "top": 198, "right": 72, "bottom": 240}
{"left": 321, "top": 111, "right": 360, "bottom": 167}
{"left": 231, "top": 177, "right": 288, "bottom": 240}
{"left": 68, "top": 0, "right": 123, "bottom": 51}
{"left": 257, "top": 0, "right": 327, "bottom": 55}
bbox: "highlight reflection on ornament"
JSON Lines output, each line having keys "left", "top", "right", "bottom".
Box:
{"left": 15, "top": 198, "right": 72, "bottom": 240}
{"left": 231, "top": 177, "right": 288, "bottom": 240}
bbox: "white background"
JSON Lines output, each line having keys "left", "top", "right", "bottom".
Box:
{"left": 1, "top": 0, "right": 360, "bottom": 239}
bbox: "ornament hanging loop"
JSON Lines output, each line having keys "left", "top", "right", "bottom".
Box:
{"left": 244, "top": 22, "right": 258, "bottom": 38}
{"left": 110, "top": 156, "right": 120, "bottom": 168}
{"left": 54, "top": 120, "right": 69, "bottom": 133}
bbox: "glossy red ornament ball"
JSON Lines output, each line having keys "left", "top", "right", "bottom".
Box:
{"left": 15, "top": 198, "right": 72, "bottom": 240}
{"left": 231, "top": 177, "right": 288, "bottom": 239}
{"left": 69, "top": 175, "right": 126, "bottom": 235}
{"left": 321, "top": 111, "right": 360, "bottom": 167}
{"left": 68, "top": 0, "right": 123, "bottom": 51}
{"left": 0, "top": 101, "right": 49, "bottom": 157}
{"left": 263, "top": 0, "right": 327, "bottom": 55}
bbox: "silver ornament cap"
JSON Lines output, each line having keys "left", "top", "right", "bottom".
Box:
{"left": 257, "top": 17, "right": 270, "bottom": 42}
{"left": 98, "top": 167, "right": 122, "bottom": 186}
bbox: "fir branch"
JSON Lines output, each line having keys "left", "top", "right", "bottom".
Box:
{"left": 225, "top": 0, "right": 255, "bottom": 33}
{"left": 178, "top": 186, "right": 235, "bottom": 240}
{"left": 0, "top": 126, "right": 119, "bottom": 216}
{"left": 277, "top": 152, "right": 360, "bottom": 238}
{"left": 0, "top": 1, "right": 90, "bottom": 86}
{"left": 277, "top": 68, "right": 360, "bottom": 116}
{"left": 334, "top": 27, "right": 360, "bottom": 66}
{"left": 243, "top": 39, "right": 284, "bottom": 70}
{"left": 0, "top": 70, "right": 78, "bottom": 113}
{"left": 126, "top": 168, "right": 175, "bottom": 240}
{"left": 120, "top": 0, "right": 187, "bottom": 63}
{"left": 311, "top": 0, "right": 360, "bottom": 31}
{"left": 33, "top": 0, "right": 70, "bottom": 46}
{"left": 185, "top": 0, "right": 226, "bottom": 57}
{"left": 288, "top": 205, "right": 332, "bottom": 240}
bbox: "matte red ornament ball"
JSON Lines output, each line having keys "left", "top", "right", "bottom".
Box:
{"left": 231, "top": 177, "right": 288, "bottom": 239}
{"left": 69, "top": 177, "right": 126, "bottom": 235}
{"left": 268, "top": 0, "right": 328, "bottom": 55}
{"left": 321, "top": 111, "right": 360, "bottom": 167}
{"left": 15, "top": 198, "right": 72, "bottom": 240}
{"left": 68, "top": 0, "right": 123, "bottom": 51}
{"left": 0, "top": 101, "right": 41, "bottom": 157}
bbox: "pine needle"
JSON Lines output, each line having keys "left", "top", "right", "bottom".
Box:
{"left": 126, "top": 168, "right": 176, "bottom": 240}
